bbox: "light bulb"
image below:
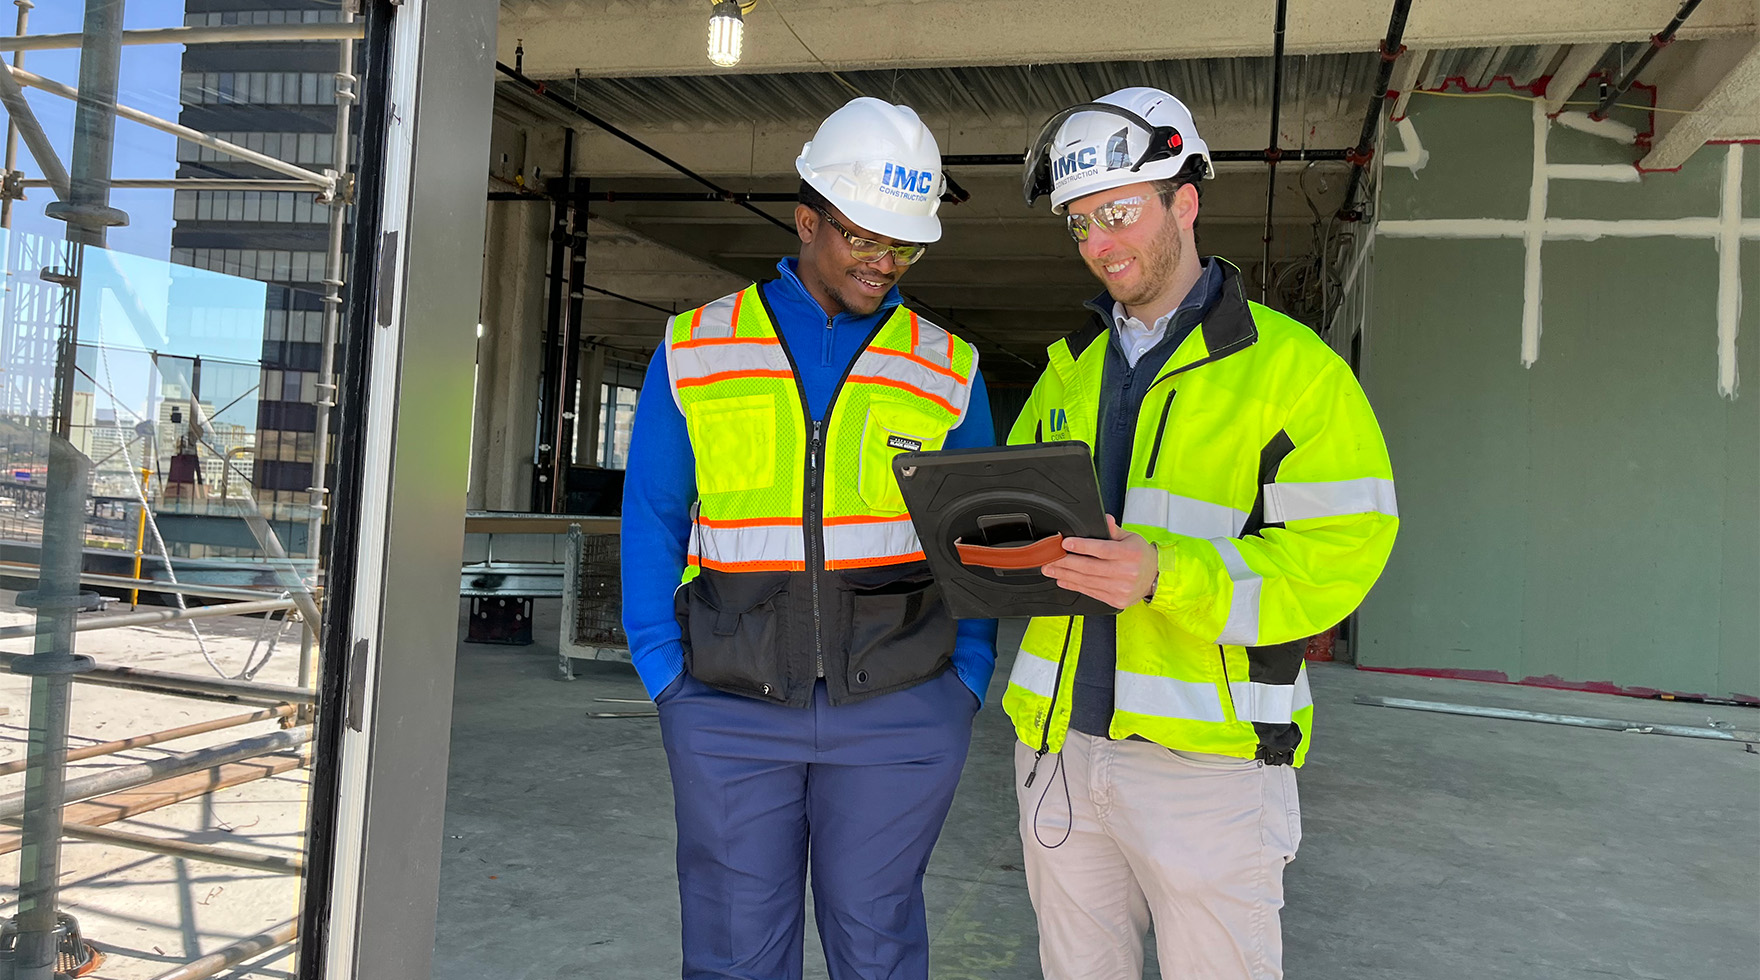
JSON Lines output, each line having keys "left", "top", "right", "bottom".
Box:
{"left": 707, "top": 1, "right": 744, "bottom": 68}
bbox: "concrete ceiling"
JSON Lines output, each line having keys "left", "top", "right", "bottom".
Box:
{"left": 497, "top": 0, "right": 1759, "bottom": 79}
{"left": 485, "top": 0, "right": 1760, "bottom": 384}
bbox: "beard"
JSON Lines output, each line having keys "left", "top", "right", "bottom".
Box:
{"left": 1086, "top": 215, "right": 1183, "bottom": 309}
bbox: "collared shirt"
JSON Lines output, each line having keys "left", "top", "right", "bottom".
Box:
{"left": 1068, "top": 257, "right": 1224, "bottom": 738}
{"left": 1110, "top": 258, "right": 1225, "bottom": 369}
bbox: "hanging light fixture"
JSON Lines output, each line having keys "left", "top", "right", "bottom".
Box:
{"left": 707, "top": 0, "right": 747, "bottom": 68}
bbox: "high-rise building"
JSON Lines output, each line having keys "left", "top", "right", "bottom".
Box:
{"left": 170, "top": 0, "right": 351, "bottom": 536}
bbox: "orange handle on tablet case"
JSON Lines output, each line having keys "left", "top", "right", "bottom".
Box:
{"left": 954, "top": 534, "right": 1066, "bottom": 570}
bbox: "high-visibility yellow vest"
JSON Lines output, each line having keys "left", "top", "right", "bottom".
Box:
{"left": 665, "top": 284, "right": 979, "bottom": 705}
{"left": 1002, "top": 263, "right": 1396, "bottom": 765}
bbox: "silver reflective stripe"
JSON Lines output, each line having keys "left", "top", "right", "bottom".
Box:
{"left": 912, "top": 314, "right": 953, "bottom": 368}
{"left": 1009, "top": 650, "right": 1059, "bottom": 698}
{"left": 849, "top": 347, "right": 969, "bottom": 414}
{"left": 691, "top": 292, "right": 741, "bottom": 340}
{"left": 670, "top": 339, "right": 788, "bottom": 383}
{"left": 1263, "top": 477, "right": 1398, "bottom": 523}
{"left": 1229, "top": 668, "right": 1313, "bottom": 724}
{"left": 1114, "top": 670, "right": 1228, "bottom": 723}
{"left": 1122, "top": 487, "right": 1248, "bottom": 539}
{"left": 823, "top": 518, "right": 923, "bottom": 565}
{"left": 1212, "top": 538, "right": 1262, "bottom": 646}
{"left": 664, "top": 314, "right": 685, "bottom": 412}
{"left": 690, "top": 522, "right": 805, "bottom": 568}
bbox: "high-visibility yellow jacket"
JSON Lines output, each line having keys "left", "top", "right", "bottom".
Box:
{"left": 1002, "top": 263, "right": 1396, "bottom": 766}
{"left": 665, "top": 284, "right": 979, "bottom": 706}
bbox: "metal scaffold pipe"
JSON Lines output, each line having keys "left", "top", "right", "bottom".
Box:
{"left": 6, "top": 64, "right": 335, "bottom": 194}
{"left": 0, "top": 704, "right": 298, "bottom": 777}
{"left": 10, "top": 439, "right": 95, "bottom": 980}
{"left": 46, "top": 820, "right": 304, "bottom": 875}
{"left": 0, "top": 596, "right": 298, "bottom": 640}
{"left": 305, "top": 8, "right": 356, "bottom": 679}
{"left": 0, "top": 650, "right": 316, "bottom": 704}
{"left": 2, "top": 21, "right": 365, "bottom": 52}
{"left": 20, "top": 177, "right": 326, "bottom": 190}
{"left": 0, "top": 725, "right": 314, "bottom": 821}
{"left": 1, "top": 0, "right": 34, "bottom": 228}
{"left": 148, "top": 920, "right": 297, "bottom": 980}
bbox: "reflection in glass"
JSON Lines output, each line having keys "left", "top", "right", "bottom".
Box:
{"left": 0, "top": 5, "right": 361, "bottom": 977}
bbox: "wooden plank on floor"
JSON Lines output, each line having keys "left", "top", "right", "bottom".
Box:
{"left": 0, "top": 750, "right": 309, "bottom": 855}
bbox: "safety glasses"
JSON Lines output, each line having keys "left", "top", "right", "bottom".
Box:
{"left": 1064, "top": 196, "right": 1151, "bottom": 242}
{"left": 811, "top": 206, "right": 928, "bottom": 266}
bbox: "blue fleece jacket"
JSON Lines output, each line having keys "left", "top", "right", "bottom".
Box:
{"left": 620, "top": 258, "right": 1000, "bottom": 703}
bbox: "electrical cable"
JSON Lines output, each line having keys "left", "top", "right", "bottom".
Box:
{"left": 762, "top": 1, "right": 867, "bottom": 99}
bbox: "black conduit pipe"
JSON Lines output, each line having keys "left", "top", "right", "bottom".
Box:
{"left": 496, "top": 61, "right": 796, "bottom": 237}
{"left": 1590, "top": 0, "right": 1705, "bottom": 120}
{"left": 1263, "top": 0, "right": 1289, "bottom": 303}
{"left": 1337, "top": 0, "right": 1414, "bottom": 220}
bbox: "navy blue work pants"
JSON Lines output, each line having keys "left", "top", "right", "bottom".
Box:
{"left": 656, "top": 668, "right": 977, "bottom": 980}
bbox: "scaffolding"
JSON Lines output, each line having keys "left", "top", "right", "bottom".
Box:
{"left": 0, "top": 4, "right": 365, "bottom": 978}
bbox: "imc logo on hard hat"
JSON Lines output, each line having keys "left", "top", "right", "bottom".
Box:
{"left": 881, "top": 162, "right": 935, "bottom": 198}
{"left": 1052, "top": 147, "right": 1100, "bottom": 182}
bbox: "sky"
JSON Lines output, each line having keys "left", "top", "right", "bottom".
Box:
{"left": 4, "top": 2, "right": 270, "bottom": 428}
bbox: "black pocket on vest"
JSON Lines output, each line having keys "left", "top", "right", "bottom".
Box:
{"left": 843, "top": 572, "right": 956, "bottom": 697}
{"left": 677, "top": 572, "right": 791, "bottom": 702}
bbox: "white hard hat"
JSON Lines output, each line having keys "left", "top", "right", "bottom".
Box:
{"left": 797, "top": 97, "right": 945, "bottom": 243}
{"left": 1023, "top": 87, "right": 1215, "bottom": 213}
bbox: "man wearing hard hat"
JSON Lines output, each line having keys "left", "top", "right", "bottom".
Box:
{"left": 1005, "top": 88, "right": 1399, "bottom": 978}
{"left": 620, "top": 98, "right": 996, "bottom": 979}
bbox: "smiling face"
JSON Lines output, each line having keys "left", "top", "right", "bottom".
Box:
{"left": 1066, "top": 179, "right": 1201, "bottom": 322}
{"left": 794, "top": 202, "right": 916, "bottom": 317}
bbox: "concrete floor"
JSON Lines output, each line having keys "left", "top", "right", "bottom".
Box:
{"left": 434, "top": 601, "right": 1760, "bottom": 980}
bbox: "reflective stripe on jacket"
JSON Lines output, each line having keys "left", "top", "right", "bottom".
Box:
{"left": 1002, "top": 262, "right": 1396, "bottom": 765}
{"left": 666, "top": 284, "right": 980, "bottom": 706}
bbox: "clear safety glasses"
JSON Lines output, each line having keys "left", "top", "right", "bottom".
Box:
{"left": 1064, "top": 196, "right": 1150, "bottom": 242}
{"left": 811, "top": 206, "right": 928, "bottom": 266}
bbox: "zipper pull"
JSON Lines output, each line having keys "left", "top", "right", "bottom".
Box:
{"left": 1024, "top": 749, "right": 1047, "bottom": 787}
{"left": 810, "top": 421, "right": 822, "bottom": 470}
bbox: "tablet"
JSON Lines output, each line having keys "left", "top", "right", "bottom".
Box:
{"left": 892, "top": 441, "right": 1119, "bottom": 620}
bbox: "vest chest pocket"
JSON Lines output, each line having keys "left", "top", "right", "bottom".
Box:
{"left": 685, "top": 393, "right": 778, "bottom": 496}
{"left": 857, "top": 402, "right": 950, "bottom": 514}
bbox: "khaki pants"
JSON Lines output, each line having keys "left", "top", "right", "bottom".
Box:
{"left": 1014, "top": 731, "right": 1301, "bottom": 980}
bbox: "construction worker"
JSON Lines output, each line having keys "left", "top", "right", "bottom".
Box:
{"left": 620, "top": 97, "right": 997, "bottom": 980}
{"left": 1006, "top": 88, "right": 1398, "bottom": 979}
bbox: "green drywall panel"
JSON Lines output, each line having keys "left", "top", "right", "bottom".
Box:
{"left": 1357, "top": 238, "right": 1530, "bottom": 676}
{"left": 1724, "top": 251, "right": 1760, "bottom": 698}
{"left": 1522, "top": 240, "right": 1726, "bottom": 694}
{"left": 1379, "top": 98, "right": 1531, "bottom": 221}
{"left": 1547, "top": 147, "right": 1722, "bottom": 221}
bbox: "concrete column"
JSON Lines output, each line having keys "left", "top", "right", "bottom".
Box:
{"left": 468, "top": 199, "right": 546, "bottom": 510}
{"left": 575, "top": 344, "right": 606, "bottom": 466}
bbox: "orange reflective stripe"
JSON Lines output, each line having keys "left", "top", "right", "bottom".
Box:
{"left": 826, "top": 552, "right": 926, "bottom": 570}
{"left": 844, "top": 375, "right": 958, "bottom": 415}
{"left": 673, "top": 335, "right": 781, "bottom": 350}
{"left": 697, "top": 516, "right": 802, "bottom": 529}
{"left": 690, "top": 556, "right": 808, "bottom": 573}
{"left": 675, "top": 369, "right": 796, "bottom": 389}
